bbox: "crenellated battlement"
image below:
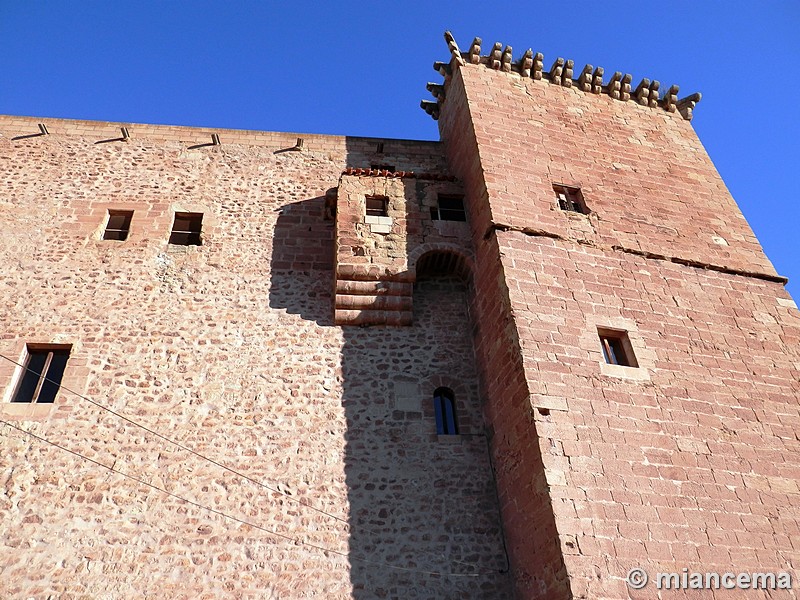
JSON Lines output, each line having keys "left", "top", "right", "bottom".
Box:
{"left": 421, "top": 31, "right": 701, "bottom": 121}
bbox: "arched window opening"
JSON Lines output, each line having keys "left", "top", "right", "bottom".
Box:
{"left": 433, "top": 387, "right": 458, "bottom": 435}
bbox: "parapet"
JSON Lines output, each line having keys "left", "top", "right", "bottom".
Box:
{"left": 421, "top": 31, "right": 701, "bottom": 121}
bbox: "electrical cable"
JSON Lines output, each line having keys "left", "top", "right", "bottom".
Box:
{"left": 0, "top": 352, "right": 506, "bottom": 576}
{"left": 0, "top": 416, "right": 485, "bottom": 577}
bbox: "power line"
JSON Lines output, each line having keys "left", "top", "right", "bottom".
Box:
{"left": 0, "top": 416, "right": 486, "bottom": 578}
{"left": 0, "top": 353, "right": 357, "bottom": 528}
{"left": 0, "top": 352, "right": 506, "bottom": 575}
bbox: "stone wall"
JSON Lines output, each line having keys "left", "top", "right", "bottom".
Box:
{"left": 333, "top": 172, "right": 471, "bottom": 326}
{"left": 0, "top": 115, "right": 510, "bottom": 599}
{"left": 438, "top": 60, "right": 800, "bottom": 598}
{"left": 437, "top": 65, "right": 571, "bottom": 598}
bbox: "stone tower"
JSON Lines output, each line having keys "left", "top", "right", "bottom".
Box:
{"left": 0, "top": 31, "right": 798, "bottom": 600}
{"left": 419, "top": 32, "right": 800, "bottom": 598}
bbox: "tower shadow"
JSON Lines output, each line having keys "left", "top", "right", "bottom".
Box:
{"left": 270, "top": 199, "right": 512, "bottom": 598}
{"left": 268, "top": 196, "right": 334, "bottom": 326}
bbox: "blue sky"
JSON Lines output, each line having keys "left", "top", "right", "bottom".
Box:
{"left": 1, "top": 1, "right": 797, "bottom": 298}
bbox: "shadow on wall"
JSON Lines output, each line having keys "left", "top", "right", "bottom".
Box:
{"left": 270, "top": 198, "right": 513, "bottom": 598}
{"left": 340, "top": 274, "right": 512, "bottom": 599}
{"left": 268, "top": 196, "right": 334, "bottom": 326}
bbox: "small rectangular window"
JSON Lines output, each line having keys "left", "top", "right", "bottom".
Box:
{"left": 169, "top": 212, "right": 203, "bottom": 246}
{"left": 598, "top": 329, "right": 638, "bottom": 367}
{"left": 430, "top": 194, "right": 466, "bottom": 222}
{"left": 11, "top": 345, "right": 71, "bottom": 404}
{"left": 554, "top": 184, "right": 588, "bottom": 214}
{"left": 103, "top": 210, "right": 133, "bottom": 241}
{"left": 365, "top": 196, "right": 389, "bottom": 217}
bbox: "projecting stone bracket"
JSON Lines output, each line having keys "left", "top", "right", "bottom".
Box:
{"left": 426, "top": 82, "right": 446, "bottom": 101}
{"left": 420, "top": 100, "right": 440, "bottom": 120}
{"left": 333, "top": 171, "right": 471, "bottom": 327}
{"left": 675, "top": 92, "right": 702, "bottom": 121}
{"left": 421, "top": 31, "right": 702, "bottom": 121}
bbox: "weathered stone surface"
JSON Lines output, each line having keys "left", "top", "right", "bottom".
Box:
{"left": 0, "top": 116, "right": 510, "bottom": 599}
{"left": 437, "top": 61, "right": 799, "bottom": 599}
{"left": 1, "top": 29, "right": 798, "bottom": 600}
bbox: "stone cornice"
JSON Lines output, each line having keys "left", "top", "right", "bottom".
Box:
{"left": 421, "top": 31, "right": 701, "bottom": 121}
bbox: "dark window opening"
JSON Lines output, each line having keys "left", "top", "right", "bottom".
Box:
{"left": 554, "top": 184, "right": 588, "bottom": 214}
{"left": 11, "top": 345, "right": 71, "bottom": 404}
{"left": 430, "top": 194, "right": 466, "bottom": 222}
{"left": 365, "top": 195, "right": 389, "bottom": 217}
{"left": 434, "top": 387, "right": 458, "bottom": 435}
{"left": 169, "top": 212, "right": 203, "bottom": 246}
{"left": 598, "top": 329, "right": 638, "bottom": 367}
{"left": 103, "top": 210, "right": 133, "bottom": 241}
{"left": 324, "top": 188, "right": 337, "bottom": 221}
{"left": 371, "top": 164, "right": 395, "bottom": 172}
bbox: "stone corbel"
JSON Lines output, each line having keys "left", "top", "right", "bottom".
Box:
{"left": 608, "top": 71, "right": 623, "bottom": 100}
{"left": 519, "top": 49, "right": 534, "bottom": 78}
{"left": 444, "top": 31, "right": 465, "bottom": 66}
{"left": 648, "top": 80, "right": 660, "bottom": 108}
{"left": 634, "top": 78, "right": 651, "bottom": 106}
{"left": 591, "top": 66, "right": 604, "bottom": 94}
{"left": 620, "top": 73, "right": 632, "bottom": 101}
{"left": 578, "top": 64, "right": 593, "bottom": 92}
{"left": 420, "top": 100, "right": 440, "bottom": 120}
{"left": 662, "top": 84, "right": 679, "bottom": 112}
{"left": 433, "top": 61, "right": 452, "bottom": 77}
{"left": 676, "top": 92, "right": 702, "bottom": 121}
{"left": 426, "top": 82, "right": 446, "bottom": 101}
{"left": 468, "top": 37, "right": 482, "bottom": 64}
{"left": 488, "top": 42, "right": 502, "bottom": 70}
{"left": 549, "top": 57, "right": 565, "bottom": 85}
{"left": 501, "top": 45, "right": 513, "bottom": 72}
{"left": 562, "top": 59, "right": 574, "bottom": 87}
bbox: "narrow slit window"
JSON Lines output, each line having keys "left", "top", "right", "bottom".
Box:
{"left": 430, "top": 194, "right": 466, "bottom": 222}
{"left": 103, "top": 210, "right": 133, "bottom": 241}
{"left": 365, "top": 195, "right": 389, "bottom": 217}
{"left": 169, "top": 212, "right": 203, "bottom": 246}
{"left": 553, "top": 184, "right": 588, "bottom": 214}
{"left": 598, "top": 328, "right": 638, "bottom": 367}
{"left": 11, "top": 345, "right": 72, "bottom": 404}
{"left": 433, "top": 387, "right": 458, "bottom": 435}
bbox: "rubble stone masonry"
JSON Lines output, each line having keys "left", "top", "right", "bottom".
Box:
{"left": 0, "top": 115, "right": 510, "bottom": 598}
{"left": 2, "top": 31, "right": 800, "bottom": 600}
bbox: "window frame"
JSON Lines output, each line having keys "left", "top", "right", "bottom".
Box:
{"left": 169, "top": 212, "right": 203, "bottom": 246}
{"left": 553, "top": 184, "right": 588, "bottom": 214}
{"left": 430, "top": 194, "right": 466, "bottom": 222}
{"left": 10, "top": 344, "right": 72, "bottom": 404}
{"left": 365, "top": 195, "right": 389, "bottom": 217}
{"left": 433, "top": 387, "right": 458, "bottom": 435}
{"left": 103, "top": 209, "right": 134, "bottom": 241}
{"left": 597, "top": 328, "right": 639, "bottom": 368}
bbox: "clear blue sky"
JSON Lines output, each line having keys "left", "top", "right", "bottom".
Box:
{"left": 1, "top": 2, "right": 797, "bottom": 298}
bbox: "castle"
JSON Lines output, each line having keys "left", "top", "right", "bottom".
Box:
{"left": 1, "top": 32, "right": 798, "bottom": 599}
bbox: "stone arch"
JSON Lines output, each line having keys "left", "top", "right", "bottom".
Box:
{"left": 408, "top": 242, "right": 474, "bottom": 283}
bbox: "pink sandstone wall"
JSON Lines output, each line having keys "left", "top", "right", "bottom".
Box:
{"left": 333, "top": 171, "right": 471, "bottom": 326}
{"left": 438, "top": 62, "right": 800, "bottom": 598}
{"left": 0, "top": 115, "right": 511, "bottom": 598}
